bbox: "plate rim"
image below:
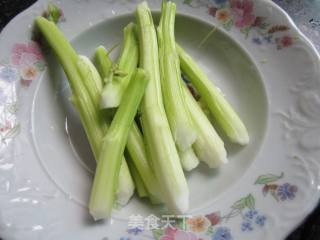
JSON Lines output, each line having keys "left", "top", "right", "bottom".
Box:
{"left": 0, "top": 0, "right": 319, "bottom": 239}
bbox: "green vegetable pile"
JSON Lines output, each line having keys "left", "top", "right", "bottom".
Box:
{"left": 35, "top": 1, "right": 249, "bottom": 221}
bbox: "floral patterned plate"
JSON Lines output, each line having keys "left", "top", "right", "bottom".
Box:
{"left": 0, "top": 0, "right": 319, "bottom": 240}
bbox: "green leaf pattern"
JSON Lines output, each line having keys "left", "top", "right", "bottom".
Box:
{"left": 231, "top": 197, "right": 247, "bottom": 210}
{"left": 245, "top": 194, "right": 255, "bottom": 210}
{"left": 232, "top": 194, "right": 255, "bottom": 210}
{"left": 3, "top": 124, "right": 20, "bottom": 139}
{"left": 152, "top": 229, "right": 164, "bottom": 240}
{"left": 255, "top": 172, "right": 284, "bottom": 185}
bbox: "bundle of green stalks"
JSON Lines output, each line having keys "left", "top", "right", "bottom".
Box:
{"left": 35, "top": 0, "right": 249, "bottom": 220}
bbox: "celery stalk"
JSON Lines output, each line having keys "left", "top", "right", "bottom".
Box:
{"left": 77, "top": 56, "right": 135, "bottom": 207}
{"left": 89, "top": 69, "right": 148, "bottom": 220}
{"left": 100, "top": 23, "right": 139, "bottom": 109}
{"left": 183, "top": 85, "right": 228, "bottom": 167}
{"left": 136, "top": 2, "right": 189, "bottom": 213}
{"left": 94, "top": 44, "right": 161, "bottom": 203}
{"left": 177, "top": 44, "right": 249, "bottom": 145}
{"left": 76, "top": 55, "right": 103, "bottom": 108}
{"left": 35, "top": 16, "right": 134, "bottom": 207}
{"left": 179, "top": 148, "right": 199, "bottom": 171}
{"left": 157, "top": 2, "right": 197, "bottom": 151}
{"left": 126, "top": 123, "right": 162, "bottom": 203}
{"left": 117, "top": 160, "right": 135, "bottom": 205}
{"left": 95, "top": 46, "right": 113, "bottom": 81}
{"left": 35, "top": 17, "right": 104, "bottom": 158}
{"left": 127, "top": 159, "right": 148, "bottom": 198}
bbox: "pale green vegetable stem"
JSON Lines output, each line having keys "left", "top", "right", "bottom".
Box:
{"left": 183, "top": 84, "right": 228, "bottom": 168}
{"left": 117, "top": 160, "right": 135, "bottom": 206}
{"left": 95, "top": 46, "right": 113, "bottom": 80}
{"left": 157, "top": 1, "right": 197, "bottom": 151}
{"left": 127, "top": 159, "right": 148, "bottom": 198}
{"left": 126, "top": 123, "right": 162, "bottom": 203}
{"left": 35, "top": 16, "right": 134, "bottom": 208}
{"left": 94, "top": 45, "right": 162, "bottom": 203}
{"left": 136, "top": 2, "right": 189, "bottom": 214}
{"left": 100, "top": 22, "right": 139, "bottom": 109}
{"left": 89, "top": 69, "right": 148, "bottom": 220}
{"left": 177, "top": 44, "right": 249, "bottom": 145}
{"left": 179, "top": 148, "right": 199, "bottom": 171}
{"left": 77, "top": 56, "right": 103, "bottom": 109}
{"left": 35, "top": 16, "right": 104, "bottom": 158}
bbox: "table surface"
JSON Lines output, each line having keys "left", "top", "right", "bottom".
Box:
{"left": 0, "top": 0, "right": 319, "bottom": 240}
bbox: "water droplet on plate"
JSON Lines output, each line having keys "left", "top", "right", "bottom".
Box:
{"left": 0, "top": 163, "right": 14, "bottom": 170}
{"left": 32, "top": 225, "right": 44, "bottom": 231}
{"left": 17, "top": 187, "right": 30, "bottom": 192}
{"left": 22, "top": 198, "right": 30, "bottom": 203}
{"left": 10, "top": 197, "right": 20, "bottom": 203}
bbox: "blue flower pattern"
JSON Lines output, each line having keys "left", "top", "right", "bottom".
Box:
{"left": 212, "top": 0, "right": 228, "bottom": 5}
{"left": 127, "top": 227, "right": 143, "bottom": 235}
{"left": 277, "top": 183, "right": 298, "bottom": 201}
{"left": 241, "top": 221, "right": 253, "bottom": 232}
{"left": 263, "top": 35, "right": 273, "bottom": 43}
{"left": 0, "top": 66, "right": 19, "bottom": 83}
{"left": 244, "top": 210, "right": 258, "bottom": 219}
{"left": 212, "top": 227, "right": 233, "bottom": 240}
{"left": 255, "top": 215, "right": 267, "bottom": 226}
{"left": 241, "top": 209, "right": 267, "bottom": 232}
{"left": 252, "top": 37, "right": 262, "bottom": 45}
{"left": 252, "top": 35, "right": 275, "bottom": 45}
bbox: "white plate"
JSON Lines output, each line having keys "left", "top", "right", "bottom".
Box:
{"left": 0, "top": 0, "right": 319, "bottom": 239}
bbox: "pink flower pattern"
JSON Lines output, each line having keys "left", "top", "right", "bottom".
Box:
{"left": 11, "top": 42, "right": 43, "bottom": 67}
{"left": 280, "top": 35, "right": 293, "bottom": 47}
{"left": 206, "top": 212, "right": 221, "bottom": 226}
{"left": 10, "top": 41, "right": 45, "bottom": 86}
{"left": 160, "top": 228, "right": 198, "bottom": 240}
{"left": 202, "top": 0, "right": 295, "bottom": 49}
{"left": 230, "top": 0, "right": 256, "bottom": 28}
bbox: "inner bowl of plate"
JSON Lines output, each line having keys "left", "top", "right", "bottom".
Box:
{"left": 32, "top": 13, "right": 268, "bottom": 218}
